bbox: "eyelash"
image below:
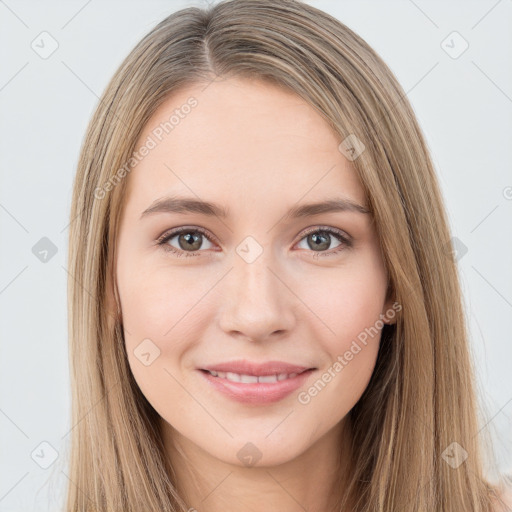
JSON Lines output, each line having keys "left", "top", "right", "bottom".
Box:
{"left": 156, "top": 225, "right": 352, "bottom": 258}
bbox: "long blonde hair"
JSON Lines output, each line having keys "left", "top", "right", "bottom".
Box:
{"left": 66, "top": 0, "right": 509, "bottom": 510}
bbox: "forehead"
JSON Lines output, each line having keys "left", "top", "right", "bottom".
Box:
{"left": 123, "top": 77, "right": 365, "bottom": 216}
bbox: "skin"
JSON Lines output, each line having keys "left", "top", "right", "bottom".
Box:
{"left": 115, "top": 77, "right": 395, "bottom": 512}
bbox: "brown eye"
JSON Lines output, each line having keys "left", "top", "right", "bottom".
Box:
{"left": 157, "top": 227, "right": 215, "bottom": 255}
{"left": 176, "top": 231, "right": 204, "bottom": 251}
{"left": 305, "top": 231, "right": 331, "bottom": 251}
{"left": 296, "top": 227, "right": 352, "bottom": 255}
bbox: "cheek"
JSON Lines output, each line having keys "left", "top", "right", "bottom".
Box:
{"left": 296, "top": 292, "right": 384, "bottom": 425}
{"left": 116, "top": 258, "right": 215, "bottom": 410}
{"left": 117, "top": 258, "right": 212, "bottom": 341}
{"left": 298, "top": 253, "right": 387, "bottom": 400}
{"left": 304, "top": 256, "right": 387, "bottom": 343}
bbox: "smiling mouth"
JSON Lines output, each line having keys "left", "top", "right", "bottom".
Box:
{"left": 200, "top": 368, "right": 310, "bottom": 383}
{"left": 198, "top": 367, "right": 316, "bottom": 404}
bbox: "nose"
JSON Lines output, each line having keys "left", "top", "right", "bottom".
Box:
{"left": 217, "top": 248, "right": 296, "bottom": 343}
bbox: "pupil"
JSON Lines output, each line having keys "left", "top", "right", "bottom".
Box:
{"left": 310, "top": 232, "right": 329, "bottom": 251}
{"left": 180, "top": 232, "right": 201, "bottom": 250}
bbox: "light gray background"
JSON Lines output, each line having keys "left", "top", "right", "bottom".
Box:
{"left": 1, "top": 0, "right": 511, "bottom": 510}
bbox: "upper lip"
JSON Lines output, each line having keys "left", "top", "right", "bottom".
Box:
{"left": 200, "top": 360, "right": 315, "bottom": 376}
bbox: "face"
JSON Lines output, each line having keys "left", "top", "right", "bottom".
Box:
{"left": 115, "top": 77, "right": 393, "bottom": 468}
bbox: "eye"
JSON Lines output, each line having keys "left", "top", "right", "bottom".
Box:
{"left": 156, "top": 227, "right": 216, "bottom": 257}
{"left": 156, "top": 225, "right": 352, "bottom": 258}
{"left": 295, "top": 226, "right": 352, "bottom": 256}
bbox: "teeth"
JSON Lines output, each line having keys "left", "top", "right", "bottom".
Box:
{"left": 226, "top": 372, "right": 241, "bottom": 382}
{"left": 206, "top": 370, "right": 301, "bottom": 383}
{"left": 239, "top": 374, "right": 259, "bottom": 384}
{"left": 259, "top": 374, "right": 278, "bottom": 383}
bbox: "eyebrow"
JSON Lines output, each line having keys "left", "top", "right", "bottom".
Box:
{"left": 139, "top": 195, "right": 370, "bottom": 221}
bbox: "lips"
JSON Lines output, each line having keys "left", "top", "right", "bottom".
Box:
{"left": 200, "top": 360, "right": 313, "bottom": 376}
{"left": 197, "top": 359, "right": 316, "bottom": 404}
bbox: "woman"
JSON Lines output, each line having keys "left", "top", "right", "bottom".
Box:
{"left": 66, "top": 0, "right": 511, "bottom": 510}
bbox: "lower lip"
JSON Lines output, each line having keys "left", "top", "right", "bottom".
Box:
{"left": 198, "top": 369, "right": 315, "bottom": 404}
